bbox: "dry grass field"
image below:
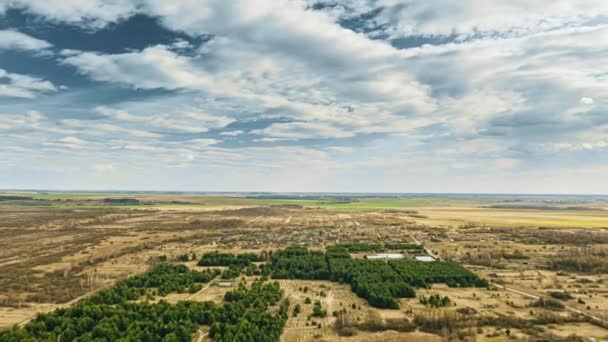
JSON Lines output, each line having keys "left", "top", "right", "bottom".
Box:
{"left": 1, "top": 192, "right": 608, "bottom": 340}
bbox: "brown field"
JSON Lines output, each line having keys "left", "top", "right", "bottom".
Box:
{"left": 1, "top": 192, "right": 608, "bottom": 340}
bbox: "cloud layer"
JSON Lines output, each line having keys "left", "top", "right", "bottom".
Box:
{"left": 1, "top": 1, "right": 607, "bottom": 192}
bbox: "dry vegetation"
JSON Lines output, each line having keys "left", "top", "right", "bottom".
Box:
{"left": 1, "top": 192, "right": 608, "bottom": 341}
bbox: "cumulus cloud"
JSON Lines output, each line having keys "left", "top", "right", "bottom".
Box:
{"left": 0, "top": 30, "right": 52, "bottom": 50}
{"left": 61, "top": 45, "right": 209, "bottom": 90}
{"left": 54, "top": 1, "right": 437, "bottom": 146}
{"left": 2, "top": 0, "right": 137, "bottom": 28}
{"left": 0, "top": 69, "right": 57, "bottom": 98}
{"left": 220, "top": 130, "right": 244, "bottom": 137}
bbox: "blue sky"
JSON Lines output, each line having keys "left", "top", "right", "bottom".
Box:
{"left": 0, "top": 1, "right": 607, "bottom": 193}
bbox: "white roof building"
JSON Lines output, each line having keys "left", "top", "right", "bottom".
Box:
{"left": 415, "top": 255, "right": 436, "bottom": 262}
{"left": 367, "top": 253, "right": 404, "bottom": 259}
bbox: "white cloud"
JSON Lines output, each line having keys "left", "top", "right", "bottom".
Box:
{"left": 3, "top": 0, "right": 137, "bottom": 28}
{"left": 0, "top": 30, "right": 52, "bottom": 50}
{"left": 220, "top": 130, "right": 244, "bottom": 137}
{"left": 580, "top": 97, "right": 594, "bottom": 105}
{"left": 0, "top": 69, "right": 57, "bottom": 98}
{"left": 57, "top": 1, "right": 436, "bottom": 141}
{"left": 311, "top": 0, "right": 608, "bottom": 39}
{"left": 43, "top": 136, "right": 90, "bottom": 149}
{"left": 95, "top": 107, "right": 233, "bottom": 133}
{"left": 252, "top": 121, "right": 354, "bottom": 140}
{"left": 59, "top": 136, "right": 87, "bottom": 145}
{"left": 187, "top": 139, "right": 218, "bottom": 147}
{"left": 61, "top": 45, "right": 209, "bottom": 90}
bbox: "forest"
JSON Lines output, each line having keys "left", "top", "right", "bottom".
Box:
{"left": 0, "top": 247, "right": 487, "bottom": 340}
{"left": 271, "top": 246, "right": 487, "bottom": 309}
{"left": 0, "top": 264, "right": 286, "bottom": 342}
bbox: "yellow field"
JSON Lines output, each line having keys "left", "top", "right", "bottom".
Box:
{"left": 415, "top": 207, "right": 608, "bottom": 228}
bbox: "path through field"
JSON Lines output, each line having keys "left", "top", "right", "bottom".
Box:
{"left": 413, "top": 230, "right": 608, "bottom": 327}
{"left": 493, "top": 283, "right": 608, "bottom": 326}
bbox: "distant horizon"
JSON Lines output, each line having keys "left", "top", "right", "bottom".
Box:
{"left": 4, "top": 189, "right": 608, "bottom": 198}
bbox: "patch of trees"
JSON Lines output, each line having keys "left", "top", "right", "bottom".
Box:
{"left": 271, "top": 247, "right": 330, "bottom": 280}
{"left": 312, "top": 300, "right": 327, "bottom": 317}
{"left": 244, "top": 263, "right": 259, "bottom": 276}
{"left": 198, "top": 251, "right": 262, "bottom": 267}
{"left": 329, "top": 258, "right": 414, "bottom": 309}
{"left": 0, "top": 266, "right": 286, "bottom": 342}
{"left": 420, "top": 294, "right": 451, "bottom": 308}
{"left": 530, "top": 298, "right": 565, "bottom": 311}
{"left": 212, "top": 281, "right": 287, "bottom": 342}
{"left": 221, "top": 266, "right": 242, "bottom": 280}
{"left": 389, "top": 260, "right": 489, "bottom": 288}
{"left": 293, "top": 304, "right": 301, "bottom": 317}
{"left": 0, "top": 195, "right": 34, "bottom": 201}
{"left": 103, "top": 198, "right": 140, "bottom": 204}
{"left": 325, "top": 246, "right": 352, "bottom": 259}
{"left": 178, "top": 252, "right": 197, "bottom": 262}
{"left": 548, "top": 291, "right": 573, "bottom": 300}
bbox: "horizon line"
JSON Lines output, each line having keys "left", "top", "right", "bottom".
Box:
{"left": 2, "top": 189, "right": 608, "bottom": 197}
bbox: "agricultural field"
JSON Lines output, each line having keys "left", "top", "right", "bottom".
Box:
{"left": 1, "top": 192, "right": 608, "bottom": 341}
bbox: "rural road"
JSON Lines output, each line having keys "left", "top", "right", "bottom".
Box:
{"left": 493, "top": 283, "right": 608, "bottom": 326}
{"left": 17, "top": 285, "right": 108, "bottom": 327}
{"left": 185, "top": 276, "right": 218, "bottom": 300}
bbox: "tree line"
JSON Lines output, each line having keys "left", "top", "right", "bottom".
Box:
{"left": 197, "top": 251, "right": 262, "bottom": 268}
{"left": 334, "top": 243, "right": 424, "bottom": 253}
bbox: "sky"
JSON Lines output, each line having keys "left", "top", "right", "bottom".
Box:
{"left": 0, "top": 1, "right": 607, "bottom": 193}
